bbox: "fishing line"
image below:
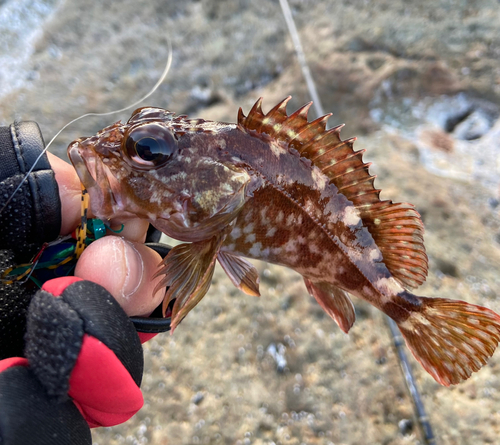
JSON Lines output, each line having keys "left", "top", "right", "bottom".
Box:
{"left": 278, "top": 1, "right": 436, "bottom": 443}
{"left": 279, "top": 0, "right": 324, "bottom": 119}
{"left": 0, "top": 35, "right": 173, "bottom": 217}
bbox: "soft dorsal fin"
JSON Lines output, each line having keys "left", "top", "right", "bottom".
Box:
{"left": 238, "top": 97, "right": 428, "bottom": 288}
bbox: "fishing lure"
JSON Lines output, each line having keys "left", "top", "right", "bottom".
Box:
{"left": 67, "top": 97, "right": 500, "bottom": 386}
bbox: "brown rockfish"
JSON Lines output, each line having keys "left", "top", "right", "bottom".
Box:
{"left": 68, "top": 97, "right": 500, "bottom": 386}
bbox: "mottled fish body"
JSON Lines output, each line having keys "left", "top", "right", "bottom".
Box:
{"left": 68, "top": 98, "right": 500, "bottom": 386}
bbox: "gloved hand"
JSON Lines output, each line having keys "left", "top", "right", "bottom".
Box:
{"left": 0, "top": 276, "right": 144, "bottom": 445}
{"left": 0, "top": 121, "right": 169, "bottom": 444}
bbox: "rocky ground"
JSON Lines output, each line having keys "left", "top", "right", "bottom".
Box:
{"left": 1, "top": 0, "right": 500, "bottom": 444}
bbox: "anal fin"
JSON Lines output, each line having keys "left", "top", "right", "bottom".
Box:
{"left": 396, "top": 296, "right": 500, "bottom": 386}
{"left": 218, "top": 250, "right": 260, "bottom": 297}
{"left": 303, "top": 278, "right": 355, "bottom": 333}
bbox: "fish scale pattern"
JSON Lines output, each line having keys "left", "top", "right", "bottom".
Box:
{"left": 238, "top": 97, "right": 428, "bottom": 288}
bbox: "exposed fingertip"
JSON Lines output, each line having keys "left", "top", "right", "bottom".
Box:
{"left": 74, "top": 237, "right": 165, "bottom": 316}
{"left": 128, "top": 242, "right": 166, "bottom": 316}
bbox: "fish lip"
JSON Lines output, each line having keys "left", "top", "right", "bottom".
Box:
{"left": 67, "top": 139, "right": 98, "bottom": 190}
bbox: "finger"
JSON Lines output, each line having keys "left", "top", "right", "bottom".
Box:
{"left": 48, "top": 152, "right": 81, "bottom": 235}
{"left": 74, "top": 236, "right": 166, "bottom": 317}
{"left": 108, "top": 218, "right": 150, "bottom": 243}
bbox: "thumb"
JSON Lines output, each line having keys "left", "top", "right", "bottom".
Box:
{"left": 74, "top": 236, "right": 166, "bottom": 317}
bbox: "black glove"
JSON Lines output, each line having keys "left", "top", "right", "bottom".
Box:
{"left": 0, "top": 122, "right": 147, "bottom": 444}
{"left": 0, "top": 121, "right": 61, "bottom": 359}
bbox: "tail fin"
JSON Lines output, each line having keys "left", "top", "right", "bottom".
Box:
{"left": 396, "top": 297, "right": 500, "bottom": 386}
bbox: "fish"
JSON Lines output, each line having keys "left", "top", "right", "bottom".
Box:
{"left": 67, "top": 96, "right": 500, "bottom": 386}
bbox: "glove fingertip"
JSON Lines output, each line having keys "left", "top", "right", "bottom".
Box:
{"left": 42, "top": 276, "right": 83, "bottom": 297}
{"left": 69, "top": 334, "right": 143, "bottom": 427}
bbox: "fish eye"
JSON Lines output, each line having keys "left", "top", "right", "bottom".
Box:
{"left": 124, "top": 122, "right": 178, "bottom": 169}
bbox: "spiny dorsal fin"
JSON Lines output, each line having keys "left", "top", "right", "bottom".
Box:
{"left": 238, "top": 97, "right": 428, "bottom": 288}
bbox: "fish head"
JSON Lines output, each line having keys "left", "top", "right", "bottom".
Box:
{"left": 68, "top": 107, "right": 250, "bottom": 241}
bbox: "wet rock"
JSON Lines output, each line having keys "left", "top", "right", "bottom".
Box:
{"left": 495, "top": 233, "right": 500, "bottom": 245}
{"left": 191, "top": 391, "right": 205, "bottom": 405}
{"left": 420, "top": 128, "right": 455, "bottom": 153}
{"left": 453, "top": 109, "right": 494, "bottom": 140}
{"left": 435, "top": 258, "right": 459, "bottom": 278}
{"left": 267, "top": 343, "right": 287, "bottom": 373}
{"left": 398, "top": 418, "right": 414, "bottom": 436}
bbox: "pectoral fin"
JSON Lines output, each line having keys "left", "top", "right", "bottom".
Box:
{"left": 217, "top": 250, "right": 260, "bottom": 297}
{"left": 303, "top": 278, "right": 355, "bottom": 333}
{"left": 154, "top": 231, "right": 229, "bottom": 331}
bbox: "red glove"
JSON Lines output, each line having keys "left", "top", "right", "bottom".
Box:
{"left": 0, "top": 121, "right": 171, "bottom": 445}
{"left": 0, "top": 277, "right": 146, "bottom": 444}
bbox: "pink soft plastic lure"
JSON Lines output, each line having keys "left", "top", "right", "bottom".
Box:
{"left": 68, "top": 97, "right": 500, "bottom": 386}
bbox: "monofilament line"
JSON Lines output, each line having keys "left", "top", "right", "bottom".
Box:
{"left": 0, "top": 36, "right": 173, "bottom": 217}
{"left": 279, "top": 0, "right": 324, "bottom": 119}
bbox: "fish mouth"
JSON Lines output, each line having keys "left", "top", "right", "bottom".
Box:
{"left": 67, "top": 139, "right": 117, "bottom": 220}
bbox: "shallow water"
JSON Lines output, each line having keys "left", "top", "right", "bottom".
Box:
{"left": 0, "top": 0, "right": 63, "bottom": 98}
{"left": 1, "top": 1, "right": 500, "bottom": 443}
